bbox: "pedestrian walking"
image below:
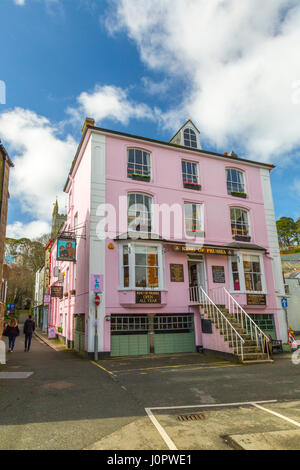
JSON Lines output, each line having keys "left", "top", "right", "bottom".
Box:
{"left": 3, "top": 318, "right": 20, "bottom": 352}
{"left": 24, "top": 315, "right": 35, "bottom": 352}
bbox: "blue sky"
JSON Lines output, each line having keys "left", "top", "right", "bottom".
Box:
{"left": 1, "top": 0, "right": 300, "bottom": 238}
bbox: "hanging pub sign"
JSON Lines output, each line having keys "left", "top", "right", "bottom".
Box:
{"left": 51, "top": 286, "right": 63, "bottom": 299}
{"left": 212, "top": 266, "right": 225, "bottom": 283}
{"left": 57, "top": 238, "right": 76, "bottom": 262}
{"left": 247, "top": 294, "right": 266, "bottom": 306}
{"left": 136, "top": 291, "right": 161, "bottom": 304}
{"left": 170, "top": 264, "right": 184, "bottom": 282}
{"left": 172, "top": 245, "right": 234, "bottom": 256}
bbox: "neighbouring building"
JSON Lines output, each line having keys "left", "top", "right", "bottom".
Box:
{"left": 34, "top": 201, "right": 66, "bottom": 333}
{"left": 34, "top": 267, "right": 45, "bottom": 330}
{"left": 0, "top": 141, "right": 13, "bottom": 338}
{"left": 47, "top": 118, "right": 286, "bottom": 361}
{"left": 281, "top": 253, "right": 300, "bottom": 275}
{"left": 282, "top": 271, "right": 300, "bottom": 334}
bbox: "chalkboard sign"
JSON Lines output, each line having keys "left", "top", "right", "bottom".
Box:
{"left": 170, "top": 264, "right": 184, "bottom": 282}
{"left": 212, "top": 266, "right": 225, "bottom": 283}
{"left": 201, "top": 319, "right": 212, "bottom": 334}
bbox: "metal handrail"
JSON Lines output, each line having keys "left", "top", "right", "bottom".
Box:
{"left": 210, "top": 286, "right": 270, "bottom": 359}
{"left": 191, "top": 286, "right": 245, "bottom": 360}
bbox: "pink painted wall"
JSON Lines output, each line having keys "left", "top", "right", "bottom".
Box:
{"left": 103, "top": 135, "right": 279, "bottom": 350}
{"left": 49, "top": 130, "right": 280, "bottom": 353}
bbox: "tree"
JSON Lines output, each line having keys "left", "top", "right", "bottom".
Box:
{"left": 4, "top": 234, "right": 50, "bottom": 309}
{"left": 276, "top": 217, "right": 297, "bottom": 247}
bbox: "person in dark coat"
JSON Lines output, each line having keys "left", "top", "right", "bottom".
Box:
{"left": 23, "top": 315, "right": 35, "bottom": 352}
{"left": 4, "top": 318, "right": 20, "bottom": 352}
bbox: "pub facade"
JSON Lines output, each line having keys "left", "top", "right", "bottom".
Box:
{"left": 48, "top": 118, "right": 286, "bottom": 360}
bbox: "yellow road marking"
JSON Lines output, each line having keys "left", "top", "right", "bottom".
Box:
{"left": 107, "top": 362, "right": 242, "bottom": 373}
{"left": 90, "top": 361, "right": 117, "bottom": 377}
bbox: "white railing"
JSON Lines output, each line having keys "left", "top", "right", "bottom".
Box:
{"left": 190, "top": 286, "right": 245, "bottom": 360}
{"left": 210, "top": 286, "right": 270, "bottom": 359}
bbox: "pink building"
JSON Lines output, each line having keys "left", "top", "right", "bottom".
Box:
{"left": 48, "top": 118, "right": 286, "bottom": 362}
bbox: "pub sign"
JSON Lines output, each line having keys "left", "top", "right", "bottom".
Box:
{"left": 57, "top": 238, "right": 76, "bottom": 262}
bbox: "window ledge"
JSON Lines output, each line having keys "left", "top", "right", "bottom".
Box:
{"left": 183, "top": 183, "right": 201, "bottom": 190}
{"left": 233, "top": 236, "right": 251, "bottom": 242}
{"left": 230, "top": 191, "right": 247, "bottom": 198}
{"left": 129, "top": 174, "right": 151, "bottom": 182}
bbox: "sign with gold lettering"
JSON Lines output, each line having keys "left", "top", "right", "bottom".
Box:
{"left": 170, "top": 264, "right": 184, "bottom": 282}
{"left": 173, "top": 245, "right": 234, "bottom": 256}
{"left": 136, "top": 291, "right": 161, "bottom": 304}
{"left": 247, "top": 294, "right": 266, "bottom": 305}
{"left": 51, "top": 286, "right": 63, "bottom": 299}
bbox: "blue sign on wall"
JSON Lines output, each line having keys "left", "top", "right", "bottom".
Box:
{"left": 281, "top": 298, "right": 288, "bottom": 308}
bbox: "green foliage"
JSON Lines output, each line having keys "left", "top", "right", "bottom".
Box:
{"left": 276, "top": 217, "right": 300, "bottom": 247}
{"left": 4, "top": 234, "right": 50, "bottom": 309}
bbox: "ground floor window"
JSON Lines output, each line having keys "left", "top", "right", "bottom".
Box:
{"left": 230, "top": 252, "right": 265, "bottom": 293}
{"left": 120, "top": 243, "right": 164, "bottom": 290}
{"left": 249, "top": 314, "right": 276, "bottom": 339}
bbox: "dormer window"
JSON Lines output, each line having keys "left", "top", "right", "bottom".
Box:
{"left": 183, "top": 128, "right": 197, "bottom": 148}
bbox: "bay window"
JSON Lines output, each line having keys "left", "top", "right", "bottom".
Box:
{"left": 230, "top": 253, "right": 265, "bottom": 293}
{"left": 120, "top": 243, "right": 163, "bottom": 290}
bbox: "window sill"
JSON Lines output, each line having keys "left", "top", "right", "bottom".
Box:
{"left": 183, "top": 183, "right": 201, "bottom": 190}
{"left": 230, "top": 191, "right": 247, "bottom": 198}
{"left": 233, "top": 236, "right": 251, "bottom": 242}
{"left": 129, "top": 175, "right": 151, "bottom": 182}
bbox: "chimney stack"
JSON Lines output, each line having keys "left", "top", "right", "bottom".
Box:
{"left": 82, "top": 117, "right": 95, "bottom": 134}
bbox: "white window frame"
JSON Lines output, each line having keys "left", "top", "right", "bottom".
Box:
{"left": 182, "top": 160, "right": 200, "bottom": 185}
{"left": 127, "top": 148, "right": 152, "bottom": 180}
{"left": 184, "top": 203, "right": 204, "bottom": 237}
{"left": 183, "top": 127, "right": 197, "bottom": 148}
{"left": 229, "top": 251, "right": 267, "bottom": 294}
{"left": 230, "top": 207, "right": 251, "bottom": 239}
{"left": 119, "top": 242, "right": 165, "bottom": 291}
{"left": 128, "top": 192, "right": 153, "bottom": 233}
{"left": 226, "top": 168, "right": 246, "bottom": 195}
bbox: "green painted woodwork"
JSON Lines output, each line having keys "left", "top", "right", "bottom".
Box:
{"left": 111, "top": 334, "right": 150, "bottom": 357}
{"left": 154, "top": 332, "right": 195, "bottom": 354}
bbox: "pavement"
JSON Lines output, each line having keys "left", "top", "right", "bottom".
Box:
{"left": 1, "top": 330, "right": 300, "bottom": 450}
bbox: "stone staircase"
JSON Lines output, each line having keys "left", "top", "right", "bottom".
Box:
{"left": 203, "top": 305, "right": 273, "bottom": 364}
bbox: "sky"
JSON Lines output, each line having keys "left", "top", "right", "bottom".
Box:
{"left": 1, "top": 0, "right": 300, "bottom": 239}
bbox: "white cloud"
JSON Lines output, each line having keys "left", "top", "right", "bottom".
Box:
{"left": 14, "top": 0, "right": 25, "bottom": 5}
{"left": 105, "top": 0, "right": 300, "bottom": 162}
{"left": 141, "top": 77, "right": 170, "bottom": 96}
{"left": 68, "top": 84, "right": 159, "bottom": 126}
{"left": 0, "top": 108, "right": 75, "bottom": 222}
{"left": 6, "top": 220, "right": 51, "bottom": 239}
